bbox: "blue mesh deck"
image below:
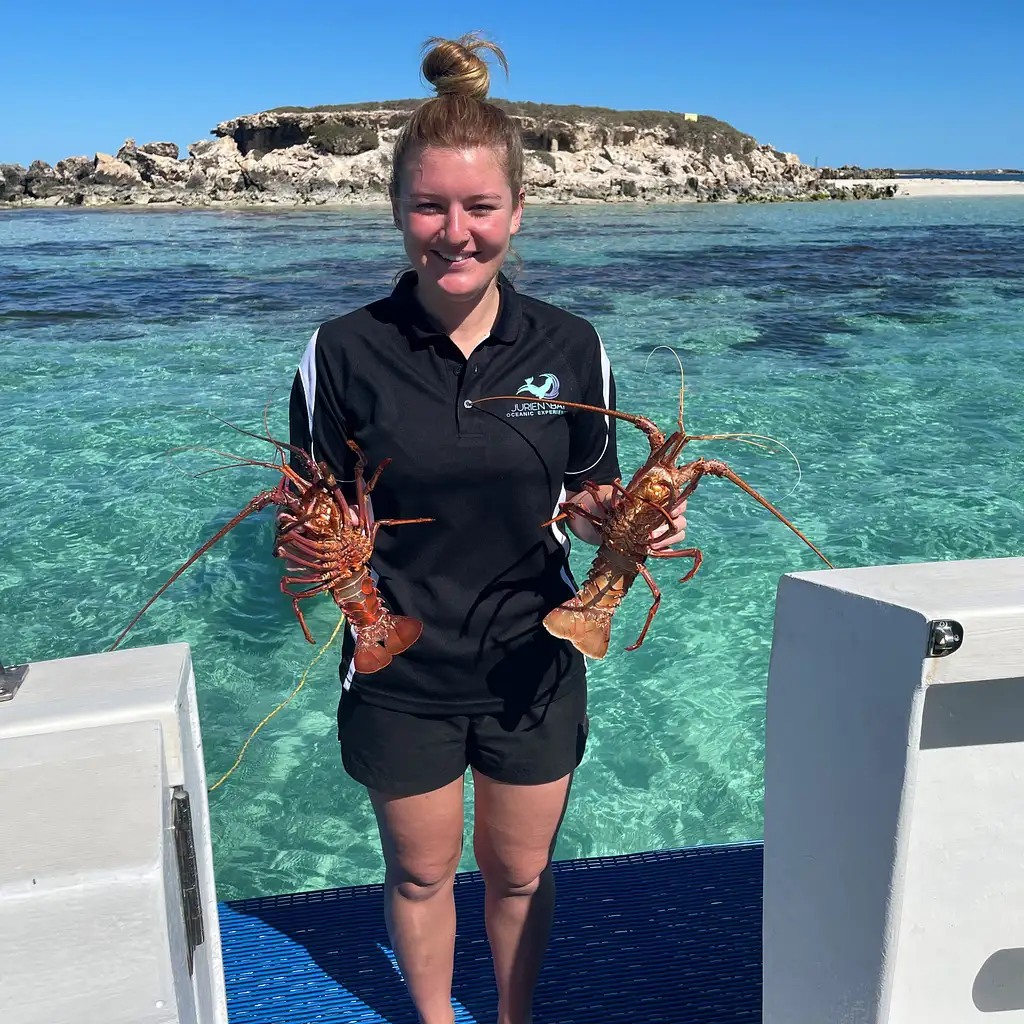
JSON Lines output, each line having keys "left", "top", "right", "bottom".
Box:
{"left": 220, "top": 841, "right": 762, "bottom": 1023}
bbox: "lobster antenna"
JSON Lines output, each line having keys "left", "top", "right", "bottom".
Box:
{"left": 643, "top": 345, "right": 686, "bottom": 432}
{"left": 262, "top": 395, "right": 274, "bottom": 441}
{"left": 689, "top": 432, "right": 803, "bottom": 495}
{"left": 166, "top": 445, "right": 308, "bottom": 489}
{"left": 175, "top": 404, "right": 316, "bottom": 479}
{"left": 168, "top": 445, "right": 285, "bottom": 473}
{"left": 689, "top": 434, "right": 775, "bottom": 452}
{"left": 205, "top": 413, "right": 307, "bottom": 465}
{"left": 470, "top": 396, "right": 664, "bottom": 444}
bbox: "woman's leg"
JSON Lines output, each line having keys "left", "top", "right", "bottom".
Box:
{"left": 369, "top": 777, "right": 466, "bottom": 1024}
{"left": 472, "top": 769, "right": 574, "bottom": 1024}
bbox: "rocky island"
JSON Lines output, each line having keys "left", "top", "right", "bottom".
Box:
{"left": 0, "top": 100, "right": 897, "bottom": 208}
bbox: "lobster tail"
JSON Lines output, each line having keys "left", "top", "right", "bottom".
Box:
{"left": 544, "top": 549, "right": 639, "bottom": 659}
{"left": 351, "top": 613, "right": 424, "bottom": 673}
{"left": 336, "top": 574, "right": 425, "bottom": 675}
{"left": 384, "top": 614, "right": 423, "bottom": 654}
{"left": 544, "top": 604, "right": 613, "bottom": 660}
{"left": 353, "top": 636, "right": 394, "bottom": 673}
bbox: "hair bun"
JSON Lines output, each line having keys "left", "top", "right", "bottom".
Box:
{"left": 421, "top": 33, "right": 508, "bottom": 101}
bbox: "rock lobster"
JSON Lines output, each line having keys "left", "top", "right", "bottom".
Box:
{"left": 471, "top": 365, "right": 833, "bottom": 659}
{"left": 109, "top": 422, "right": 431, "bottom": 674}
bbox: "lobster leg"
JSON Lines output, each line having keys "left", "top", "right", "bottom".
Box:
{"left": 278, "top": 551, "right": 325, "bottom": 572}
{"left": 275, "top": 507, "right": 323, "bottom": 540}
{"left": 553, "top": 500, "right": 606, "bottom": 530}
{"left": 363, "top": 458, "right": 392, "bottom": 495}
{"left": 344, "top": 440, "right": 373, "bottom": 536}
{"left": 581, "top": 479, "right": 616, "bottom": 512}
{"left": 330, "top": 483, "right": 356, "bottom": 529}
{"left": 353, "top": 454, "right": 369, "bottom": 525}
{"left": 289, "top": 598, "right": 316, "bottom": 644}
{"left": 624, "top": 563, "right": 662, "bottom": 652}
{"left": 648, "top": 547, "right": 704, "bottom": 583}
{"left": 542, "top": 478, "right": 621, "bottom": 527}
{"left": 607, "top": 479, "right": 634, "bottom": 503}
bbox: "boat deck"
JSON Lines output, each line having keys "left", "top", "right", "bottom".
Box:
{"left": 219, "top": 841, "right": 762, "bottom": 1023}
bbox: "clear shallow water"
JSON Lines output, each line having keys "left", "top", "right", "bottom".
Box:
{"left": 3, "top": 199, "right": 1023, "bottom": 901}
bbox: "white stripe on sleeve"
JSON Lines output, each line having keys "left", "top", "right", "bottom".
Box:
{"left": 298, "top": 327, "right": 320, "bottom": 463}
{"left": 565, "top": 331, "right": 612, "bottom": 476}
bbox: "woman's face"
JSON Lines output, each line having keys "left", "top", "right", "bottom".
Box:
{"left": 392, "top": 146, "right": 524, "bottom": 308}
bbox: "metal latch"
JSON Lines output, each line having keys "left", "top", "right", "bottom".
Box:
{"left": 927, "top": 619, "right": 964, "bottom": 658}
{"left": 0, "top": 663, "right": 28, "bottom": 702}
{"left": 171, "top": 786, "right": 205, "bottom": 975}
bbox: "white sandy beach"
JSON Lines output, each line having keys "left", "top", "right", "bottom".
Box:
{"left": 834, "top": 178, "right": 1024, "bottom": 198}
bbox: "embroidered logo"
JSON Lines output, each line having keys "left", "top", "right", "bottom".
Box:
{"left": 516, "top": 373, "right": 560, "bottom": 400}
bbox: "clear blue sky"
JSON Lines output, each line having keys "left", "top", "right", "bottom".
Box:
{"left": 3, "top": 0, "right": 1021, "bottom": 170}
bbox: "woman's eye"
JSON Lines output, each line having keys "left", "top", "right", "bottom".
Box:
{"left": 411, "top": 202, "right": 496, "bottom": 213}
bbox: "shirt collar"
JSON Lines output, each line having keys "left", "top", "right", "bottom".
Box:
{"left": 391, "top": 269, "right": 522, "bottom": 348}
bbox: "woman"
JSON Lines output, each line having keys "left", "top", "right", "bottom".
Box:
{"left": 287, "top": 34, "right": 687, "bottom": 1024}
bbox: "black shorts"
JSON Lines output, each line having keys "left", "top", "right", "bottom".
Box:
{"left": 337, "top": 683, "right": 589, "bottom": 797}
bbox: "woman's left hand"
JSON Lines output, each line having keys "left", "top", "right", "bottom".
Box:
{"left": 648, "top": 496, "right": 688, "bottom": 552}
{"left": 564, "top": 487, "right": 688, "bottom": 551}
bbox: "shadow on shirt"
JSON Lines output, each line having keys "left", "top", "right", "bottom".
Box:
{"left": 464, "top": 541, "right": 583, "bottom": 717}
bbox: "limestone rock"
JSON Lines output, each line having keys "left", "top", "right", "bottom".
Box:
{"left": 186, "top": 137, "right": 245, "bottom": 193}
{"left": 92, "top": 153, "right": 143, "bottom": 185}
{"left": 56, "top": 156, "right": 94, "bottom": 182}
{"left": 307, "top": 123, "right": 379, "bottom": 157}
{"left": 24, "top": 161, "right": 65, "bottom": 199}
{"left": 139, "top": 142, "right": 179, "bottom": 160}
{"left": 524, "top": 153, "right": 556, "bottom": 186}
{"left": 116, "top": 138, "right": 139, "bottom": 164}
{"left": 0, "top": 163, "right": 27, "bottom": 201}
{"left": 113, "top": 138, "right": 187, "bottom": 186}
{"left": 0, "top": 102, "right": 891, "bottom": 208}
{"left": 136, "top": 150, "right": 189, "bottom": 184}
{"left": 215, "top": 109, "right": 398, "bottom": 159}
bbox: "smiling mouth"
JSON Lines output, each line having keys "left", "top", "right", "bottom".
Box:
{"left": 432, "top": 251, "right": 478, "bottom": 264}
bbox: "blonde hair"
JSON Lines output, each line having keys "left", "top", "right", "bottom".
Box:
{"left": 390, "top": 33, "right": 524, "bottom": 199}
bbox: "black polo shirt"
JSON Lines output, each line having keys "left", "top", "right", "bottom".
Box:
{"left": 288, "top": 270, "right": 620, "bottom": 715}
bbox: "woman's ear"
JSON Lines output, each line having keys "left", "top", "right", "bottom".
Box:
{"left": 389, "top": 184, "right": 402, "bottom": 230}
{"left": 510, "top": 187, "right": 525, "bottom": 235}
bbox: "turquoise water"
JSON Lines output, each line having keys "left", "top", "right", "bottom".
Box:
{"left": 3, "top": 199, "right": 1023, "bottom": 902}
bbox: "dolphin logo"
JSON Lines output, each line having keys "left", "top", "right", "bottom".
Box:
{"left": 516, "top": 373, "right": 560, "bottom": 400}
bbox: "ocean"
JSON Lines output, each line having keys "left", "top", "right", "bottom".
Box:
{"left": 2, "top": 197, "right": 1023, "bottom": 901}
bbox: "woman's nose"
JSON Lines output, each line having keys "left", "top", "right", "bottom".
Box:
{"left": 442, "top": 206, "right": 470, "bottom": 243}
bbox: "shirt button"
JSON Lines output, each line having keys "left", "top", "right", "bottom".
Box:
{"left": 452, "top": 365, "right": 462, "bottom": 375}
{"left": 463, "top": 399, "right": 472, "bottom": 409}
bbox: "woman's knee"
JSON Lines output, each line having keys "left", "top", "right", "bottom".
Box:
{"left": 475, "top": 847, "right": 552, "bottom": 896}
{"left": 386, "top": 850, "right": 462, "bottom": 902}
{"left": 370, "top": 776, "right": 466, "bottom": 901}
